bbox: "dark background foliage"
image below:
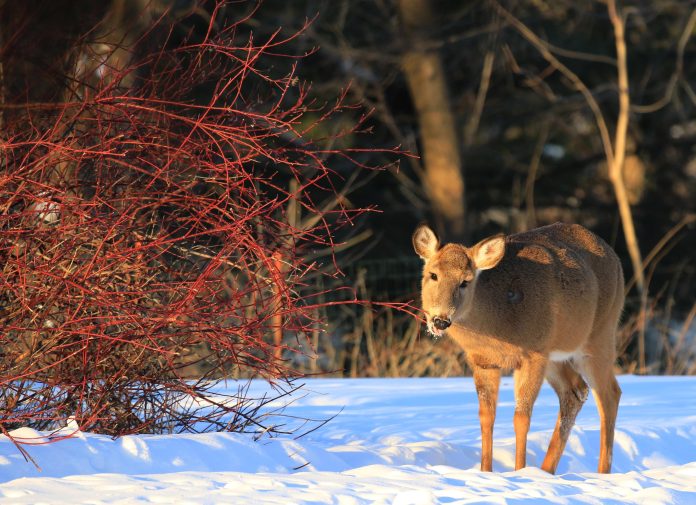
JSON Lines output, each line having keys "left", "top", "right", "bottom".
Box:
{"left": 249, "top": 0, "right": 695, "bottom": 299}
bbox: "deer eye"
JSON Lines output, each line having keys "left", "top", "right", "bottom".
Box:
{"left": 459, "top": 280, "right": 469, "bottom": 289}
{"left": 429, "top": 272, "right": 438, "bottom": 281}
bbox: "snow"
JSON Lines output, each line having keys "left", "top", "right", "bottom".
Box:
{"left": 1, "top": 376, "right": 695, "bottom": 504}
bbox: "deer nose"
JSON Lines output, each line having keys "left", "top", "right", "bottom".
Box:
{"left": 432, "top": 316, "right": 451, "bottom": 330}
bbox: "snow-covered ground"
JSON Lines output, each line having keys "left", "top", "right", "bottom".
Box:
{"left": 1, "top": 376, "right": 695, "bottom": 504}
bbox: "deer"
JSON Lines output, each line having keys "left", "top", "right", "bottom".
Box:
{"left": 412, "top": 222, "right": 624, "bottom": 474}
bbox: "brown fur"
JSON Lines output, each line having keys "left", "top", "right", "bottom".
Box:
{"left": 413, "top": 222, "right": 624, "bottom": 474}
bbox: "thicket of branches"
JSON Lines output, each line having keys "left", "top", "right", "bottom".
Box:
{"left": 0, "top": 1, "right": 394, "bottom": 442}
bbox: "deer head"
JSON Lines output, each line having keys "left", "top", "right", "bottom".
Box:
{"left": 412, "top": 225, "right": 506, "bottom": 338}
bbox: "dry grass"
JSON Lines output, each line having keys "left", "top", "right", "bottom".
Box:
{"left": 289, "top": 295, "right": 696, "bottom": 379}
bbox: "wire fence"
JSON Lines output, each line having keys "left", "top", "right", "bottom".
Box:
{"left": 343, "top": 256, "right": 423, "bottom": 302}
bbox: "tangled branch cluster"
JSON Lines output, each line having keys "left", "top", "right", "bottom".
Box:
{"left": 0, "top": 4, "right": 378, "bottom": 440}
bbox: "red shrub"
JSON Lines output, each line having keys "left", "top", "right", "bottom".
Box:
{"left": 0, "top": 2, "right": 391, "bottom": 441}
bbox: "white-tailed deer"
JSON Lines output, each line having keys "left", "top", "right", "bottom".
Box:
{"left": 413, "top": 222, "right": 623, "bottom": 474}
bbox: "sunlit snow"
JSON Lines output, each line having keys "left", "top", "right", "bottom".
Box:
{"left": 1, "top": 376, "right": 695, "bottom": 504}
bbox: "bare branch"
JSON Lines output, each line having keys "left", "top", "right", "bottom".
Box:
{"left": 491, "top": 0, "right": 615, "bottom": 167}
{"left": 632, "top": 8, "right": 696, "bottom": 113}
{"left": 524, "top": 121, "right": 550, "bottom": 230}
{"left": 606, "top": 0, "right": 644, "bottom": 295}
{"left": 464, "top": 51, "right": 495, "bottom": 147}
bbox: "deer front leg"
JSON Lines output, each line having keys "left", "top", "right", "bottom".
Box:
{"left": 513, "top": 355, "right": 548, "bottom": 470}
{"left": 472, "top": 365, "right": 501, "bottom": 472}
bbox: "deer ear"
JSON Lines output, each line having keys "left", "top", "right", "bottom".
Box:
{"left": 472, "top": 234, "right": 505, "bottom": 270}
{"left": 412, "top": 225, "right": 439, "bottom": 260}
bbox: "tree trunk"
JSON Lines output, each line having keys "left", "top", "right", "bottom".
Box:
{"left": 398, "top": 0, "right": 466, "bottom": 239}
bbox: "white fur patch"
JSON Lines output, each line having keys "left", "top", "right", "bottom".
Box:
{"left": 549, "top": 350, "right": 580, "bottom": 362}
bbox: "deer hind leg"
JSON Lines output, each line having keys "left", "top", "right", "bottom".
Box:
{"left": 472, "top": 366, "right": 501, "bottom": 472}
{"left": 579, "top": 352, "right": 621, "bottom": 473}
{"left": 541, "top": 361, "right": 589, "bottom": 474}
{"left": 513, "top": 355, "right": 548, "bottom": 470}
